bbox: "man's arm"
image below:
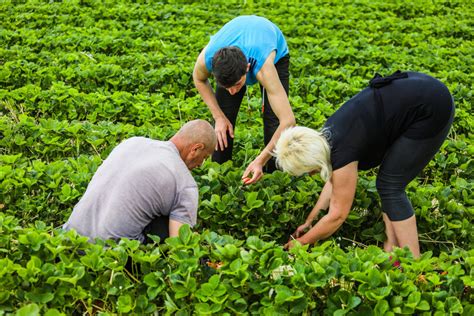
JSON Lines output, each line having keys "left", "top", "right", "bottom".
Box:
{"left": 242, "top": 51, "right": 296, "bottom": 184}
{"left": 193, "top": 48, "right": 234, "bottom": 151}
{"left": 168, "top": 219, "right": 185, "bottom": 237}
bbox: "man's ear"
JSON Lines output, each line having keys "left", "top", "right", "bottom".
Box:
{"left": 246, "top": 63, "right": 250, "bottom": 72}
{"left": 191, "top": 143, "right": 205, "bottom": 154}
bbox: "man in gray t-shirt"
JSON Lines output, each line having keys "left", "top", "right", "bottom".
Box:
{"left": 64, "top": 120, "right": 216, "bottom": 243}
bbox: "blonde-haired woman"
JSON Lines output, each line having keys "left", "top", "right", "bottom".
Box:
{"left": 275, "top": 71, "right": 454, "bottom": 257}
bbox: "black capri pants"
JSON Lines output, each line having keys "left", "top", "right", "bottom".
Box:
{"left": 376, "top": 96, "right": 455, "bottom": 221}
{"left": 143, "top": 215, "right": 169, "bottom": 244}
{"left": 212, "top": 54, "right": 290, "bottom": 173}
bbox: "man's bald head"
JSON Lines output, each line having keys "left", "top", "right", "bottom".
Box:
{"left": 171, "top": 120, "right": 216, "bottom": 170}
{"left": 175, "top": 119, "right": 216, "bottom": 151}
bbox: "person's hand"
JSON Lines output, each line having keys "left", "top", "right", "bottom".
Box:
{"left": 284, "top": 238, "right": 301, "bottom": 250}
{"left": 241, "top": 159, "right": 264, "bottom": 185}
{"left": 292, "top": 222, "right": 311, "bottom": 238}
{"left": 214, "top": 117, "right": 234, "bottom": 151}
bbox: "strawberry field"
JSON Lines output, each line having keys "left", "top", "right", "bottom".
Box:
{"left": 1, "top": 0, "right": 473, "bottom": 315}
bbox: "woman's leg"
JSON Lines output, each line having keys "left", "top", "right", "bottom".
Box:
{"left": 389, "top": 215, "right": 420, "bottom": 257}
{"left": 382, "top": 213, "right": 399, "bottom": 252}
{"left": 383, "top": 213, "right": 420, "bottom": 257}
{"left": 376, "top": 108, "right": 454, "bottom": 257}
{"left": 212, "top": 85, "right": 246, "bottom": 163}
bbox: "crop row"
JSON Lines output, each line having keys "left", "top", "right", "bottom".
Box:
{"left": 2, "top": 1, "right": 471, "bottom": 47}
{"left": 1, "top": 1, "right": 472, "bottom": 96}
{"left": 1, "top": 80, "right": 472, "bottom": 138}
{"left": 1, "top": 37, "right": 472, "bottom": 93}
{"left": 1, "top": 108, "right": 472, "bottom": 180}
{"left": 2, "top": 149, "right": 472, "bottom": 253}
{"left": 1, "top": 214, "right": 472, "bottom": 314}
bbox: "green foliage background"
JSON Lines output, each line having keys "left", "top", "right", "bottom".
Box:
{"left": 0, "top": 0, "right": 473, "bottom": 314}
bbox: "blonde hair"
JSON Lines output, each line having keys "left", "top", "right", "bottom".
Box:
{"left": 274, "top": 126, "right": 332, "bottom": 181}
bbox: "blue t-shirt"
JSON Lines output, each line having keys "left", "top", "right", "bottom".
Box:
{"left": 204, "top": 15, "right": 289, "bottom": 86}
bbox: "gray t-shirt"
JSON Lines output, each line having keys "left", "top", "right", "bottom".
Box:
{"left": 63, "top": 137, "right": 198, "bottom": 243}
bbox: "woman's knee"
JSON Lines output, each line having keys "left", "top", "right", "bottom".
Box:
{"left": 376, "top": 175, "right": 403, "bottom": 197}
{"left": 376, "top": 179, "right": 414, "bottom": 221}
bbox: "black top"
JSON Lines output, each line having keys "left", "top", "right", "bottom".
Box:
{"left": 323, "top": 71, "right": 453, "bottom": 171}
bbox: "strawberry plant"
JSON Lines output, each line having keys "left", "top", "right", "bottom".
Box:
{"left": 0, "top": 0, "right": 472, "bottom": 313}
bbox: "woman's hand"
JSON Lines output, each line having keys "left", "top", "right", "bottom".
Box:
{"left": 214, "top": 117, "right": 234, "bottom": 151}
{"left": 284, "top": 238, "right": 302, "bottom": 250}
{"left": 284, "top": 223, "right": 310, "bottom": 250}
{"left": 292, "top": 222, "right": 311, "bottom": 238}
{"left": 241, "top": 159, "right": 264, "bottom": 185}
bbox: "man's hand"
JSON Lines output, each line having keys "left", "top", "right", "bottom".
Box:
{"left": 241, "top": 159, "right": 264, "bottom": 185}
{"left": 292, "top": 222, "right": 311, "bottom": 238}
{"left": 215, "top": 117, "right": 234, "bottom": 151}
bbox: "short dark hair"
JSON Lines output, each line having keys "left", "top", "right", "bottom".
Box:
{"left": 211, "top": 46, "right": 247, "bottom": 88}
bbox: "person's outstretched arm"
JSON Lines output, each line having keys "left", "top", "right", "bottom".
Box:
{"left": 169, "top": 219, "right": 185, "bottom": 237}
{"left": 242, "top": 51, "right": 296, "bottom": 184}
{"left": 193, "top": 48, "right": 234, "bottom": 151}
{"left": 291, "top": 180, "right": 333, "bottom": 238}
{"left": 285, "top": 162, "right": 358, "bottom": 248}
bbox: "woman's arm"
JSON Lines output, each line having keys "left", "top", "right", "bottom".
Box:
{"left": 306, "top": 180, "right": 333, "bottom": 224}
{"left": 292, "top": 181, "right": 333, "bottom": 237}
{"left": 286, "top": 162, "right": 358, "bottom": 248}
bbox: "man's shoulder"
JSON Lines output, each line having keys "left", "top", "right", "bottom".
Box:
{"left": 117, "top": 139, "right": 181, "bottom": 175}
{"left": 117, "top": 136, "right": 160, "bottom": 150}
{"left": 147, "top": 143, "right": 193, "bottom": 183}
{"left": 121, "top": 137, "right": 173, "bottom": 153}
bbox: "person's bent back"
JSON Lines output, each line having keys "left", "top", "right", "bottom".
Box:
{"left": 63, "top": 119, "right": 216, "bottom": 243}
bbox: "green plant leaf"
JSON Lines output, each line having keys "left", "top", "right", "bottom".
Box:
{"left": 178, "top": 224, "right": 192, "bottom": 245}
{"left": 117, "top": 294, "right": 133, "bottom": 313}
{"left": 16, "top": 304, "right": 40, "bottom": 316}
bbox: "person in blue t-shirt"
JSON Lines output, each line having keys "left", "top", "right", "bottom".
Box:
{"left": 193, "top": 15, "right": 296, "bottom": 185}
